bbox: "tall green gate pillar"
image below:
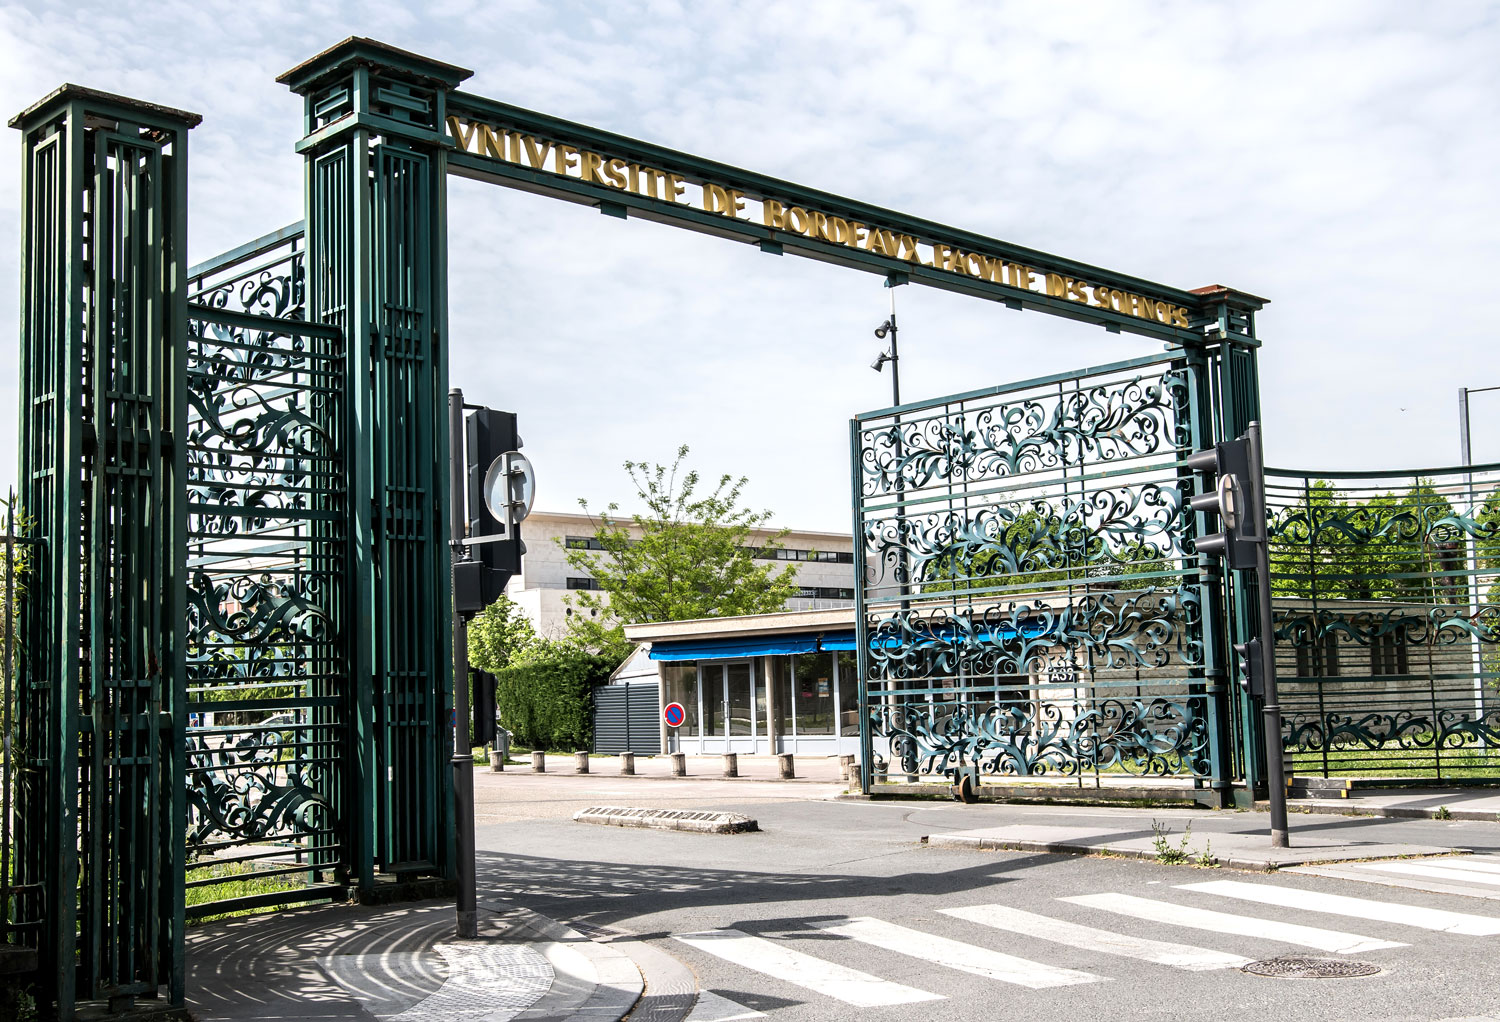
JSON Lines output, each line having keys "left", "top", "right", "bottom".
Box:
{"left": 11, "top": 86, "right": 197, "bottom": 1015}
{"left": 280, "top": 40, "right": 472, "bottom": 892}
{"left": 1192, "top": 285, "right": 1269, "bottom": 801}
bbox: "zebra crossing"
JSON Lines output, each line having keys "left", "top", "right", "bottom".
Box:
{"left": 1288, "top": 854, "right": 1500, "bottom": 903}
{"left": 671, "top": 872, "right": 1500, "bottom": 1017}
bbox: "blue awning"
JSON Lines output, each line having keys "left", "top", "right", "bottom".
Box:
{"left": 649, "top": 635, "right": 821, "bottom": 661}
{"left": 649, "top": 622, "right": 1048, "bottom": 661}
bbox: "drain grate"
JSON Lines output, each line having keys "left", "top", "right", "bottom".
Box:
{"left": 573, "top": 806, "right": 759, "bottom": 834}
{"left": 1242, "top": 956, "right": 1382, "bottom": 979}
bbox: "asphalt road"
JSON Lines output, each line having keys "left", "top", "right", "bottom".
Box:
{"left": 474, "top": 772, "right": 1500, "bottom": 1022}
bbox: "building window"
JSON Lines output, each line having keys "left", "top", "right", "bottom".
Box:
{"left": 793, "top": 586, "right": 856, "bottom": 600}
{"left": 793, "top": 652, "right": 835, "bottom": 735}
{"left": 743, "top": 547, "right": 855, "bottom": 564}
{"left": 837, "top": 650, "right": 860, "bottom": 736}
{"left": 566, "top": 576, "right": 602, "bottom": 591}
{"left": 565, "top": 536, "right": 605, "bottom": 550}
{"left": 661, "top": 661, "right": 699, "bottom": 734}
{"left": 1370, "top": 631, "right": 1409, "bottom": 676}
{"left": 1294, "top": 630, "right": 1340, "bottom": 678}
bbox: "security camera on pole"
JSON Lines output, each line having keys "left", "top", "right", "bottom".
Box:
{"left": 1186, "top": 421, "right": 1289, "bottom": 848}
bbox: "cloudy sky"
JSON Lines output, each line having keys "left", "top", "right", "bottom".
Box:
{"left": 2, "top": 1, "right": 1497, "bottom": 531}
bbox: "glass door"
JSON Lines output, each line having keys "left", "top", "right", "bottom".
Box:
{"left": 725, "top": 662, "right": 755, "bottom": 752}
{"left": 699, "top": 661, "right": 757, "bottom": 752}
{"left": 702, "top": 663, "right": 726, "bottom": 753}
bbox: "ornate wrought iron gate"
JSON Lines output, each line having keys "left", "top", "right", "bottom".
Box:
{"left": 1265, "top": 464, "right": 1500, "bottom": 780}
{"left": 183, "top": 231, "right": 349, "bottom": 914}
{"left": 851, "top": 351, "right": 1246, "bottom": 799}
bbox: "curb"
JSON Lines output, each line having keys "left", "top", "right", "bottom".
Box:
{"left": 573, "top": 806, "right": 759, "bottom": 834}
{"left": 920, "top": 833, "right": 1471, "bottom": 872}
{"left": 922, "top": 833, "right": 1272, "bottom": 870}
{"left": 481, "top": 904, "right": 645, "bottom": 1022}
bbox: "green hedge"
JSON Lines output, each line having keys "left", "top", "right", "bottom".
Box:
{"left": 494, "top": 647, "right": 616, "bottom": 751}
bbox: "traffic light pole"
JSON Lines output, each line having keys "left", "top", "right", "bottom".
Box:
{"left": 449, "top": 388, "right": 478, "bottom": 937}
{"left": 1247, "top": 421, "right": 1290, "bottom": 848}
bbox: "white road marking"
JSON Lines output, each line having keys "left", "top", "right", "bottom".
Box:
{"left": 1353, "top": 861, "right": 1500, "bottom": 889}
{"left": 1179, "top": 879, "right": 1500, "bottom": 936}
{"left": 672, "top": 930, "right": 943, "bottom": 1007}
{"left": 1406, "top": 856, "right": 1500, "bottom": 875}
{"left": 686, "top": 990, "right": 766, "bottom": 1021}
{"left": 941, "top": 904, "right": 1252, "bottom": 971}
{"left": 822, "top": 916, "right": 1102, "bottom": 989}
{"left": 1061, "top": 893, "right": 1406, "bottom": 955}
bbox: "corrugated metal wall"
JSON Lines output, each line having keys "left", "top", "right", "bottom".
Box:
{"left": 593, "top": 681, "right": 661, "bottom": 754}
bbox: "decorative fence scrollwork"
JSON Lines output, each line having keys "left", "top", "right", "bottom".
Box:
{"left": 1266, "top": 465, "right": 1500, "bottom": 780}
{"left": 852, "top": 354, "right": 1232, "bottom": 793}
{"left": 182, "top": 227, "right": 349, "bottom": 913}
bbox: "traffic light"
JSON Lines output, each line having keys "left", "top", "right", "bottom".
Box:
{"left": 1234, "top": 637, "right": 1264, "bottom": 698}
{"left": 453, "top": 407, "right": 534, "bottom": 613}
{"left": 1186, "top": 437, "right": 1259, "bottom": 570}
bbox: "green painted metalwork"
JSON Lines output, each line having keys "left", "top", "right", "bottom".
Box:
{"left": 442, "top": 91, "right": 1252, "bottom": 348}
{"left": 1265, "top": 463, "right": 1500, "bottom": 780}
{"left": 279, "top": 39, "right": 468, "bottom": 889}
{"left": 11, "top": 86, "right": 198, "bottom": 1017}
{"left": 182, "top": 226, "right": 350, "bottom": 916}
{"left": 850, "top": 352, "right": 1241, "bottom": 797}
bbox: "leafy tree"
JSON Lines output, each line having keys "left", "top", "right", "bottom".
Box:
{"left": 920, "top": 505, "right": 1170, "bottom": 594}
{"left": 1269, "top": 479, "right": 1481, "bottom": 604}
{"left": 560, "top": 445, "right": 801, "bottom": 631}
{"left": 466, "top": 593, "right": 538, "bottom": 676}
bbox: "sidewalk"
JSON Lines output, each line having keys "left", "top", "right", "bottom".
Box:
{"left": 186, "top": 900, "right": 642, "bottom": 1022}
{"left": 1287, "top": 785, "right": 1500, "bottom": 822}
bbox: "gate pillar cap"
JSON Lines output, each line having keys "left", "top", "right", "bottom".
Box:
{"left": 10, "top": 83, "right": 201, "bottom": 131}
{"left": 1188, "top": 283, "right": 1269, "bottom": 310}
{"left": 278, "top": 37, "right": 473, "bottom": 95}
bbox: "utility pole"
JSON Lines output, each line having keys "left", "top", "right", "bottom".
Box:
{"left": 448, "top": 388, "right": 477, "bottom": 938}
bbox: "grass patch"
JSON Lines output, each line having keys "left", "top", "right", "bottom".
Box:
{"left": 1286, "top": 743, "right": 1500, "bottom": 780}
{"left": 185, "top": 860, "right": 318, "bottom": 926}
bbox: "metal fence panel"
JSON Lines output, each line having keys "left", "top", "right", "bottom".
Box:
{"left": 851, "top": 352, "right": 1234, "bottom": 795}
{"left": 183, "top": 230, "right": 349, "bottom": 916}
{"left": 1266, "top": 465, "right": 1500, "bottom": 781}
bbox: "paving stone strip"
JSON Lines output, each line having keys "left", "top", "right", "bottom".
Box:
{"left": 573, "top": 806, "right": 760, "bottom": 834}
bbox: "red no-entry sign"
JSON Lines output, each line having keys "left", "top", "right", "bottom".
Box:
{"left": 663, "top": 702, "right": 686, "bottom": 728}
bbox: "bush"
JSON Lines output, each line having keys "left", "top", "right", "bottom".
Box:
{"left": 494, "top": 642, "right": 616, "bottom": 751}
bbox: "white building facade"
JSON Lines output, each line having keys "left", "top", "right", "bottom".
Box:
{"left": 508, "top": 510, "right": 856, "bottom": 639}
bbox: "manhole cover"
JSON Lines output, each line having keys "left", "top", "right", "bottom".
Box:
{"left": 1241, "top": 956, "right": 1382, "bottom": 979}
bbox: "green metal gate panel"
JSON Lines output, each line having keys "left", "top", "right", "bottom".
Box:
{"left": 182, "top": 223, "right": 349, "bottom": 915}
{"left": 11, "top": 86, "right": 197, "bottom": 1016}
{"left": 1266, "top": 464, "right": 1500, "bottom": 780}
{"left": 850, "top": 351, "right": 1238, "bottom": 798}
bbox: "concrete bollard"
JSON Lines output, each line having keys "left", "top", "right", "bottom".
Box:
{"left": 620, "top": 751, "right": 635, "bottom": 775}
{"left": 531, "top": 751, "right": 546, "bottom": 773}
{"left": 873, "top": 757, "right": 888, "bottom": 784}
{"left": 777, "top": 752, "right": 795, "bottom": 779}
{"left": 722, "top": 753, "right": 738, "bottom": 778}
{"left": 489, "top": 748, "right": 505, "bottom": 772}
{"left": 670, "top": 752, "right": 687, "bottom": 776}
{"left": 839, "top": 754, "right": 855, "bottom": 782}
{"left": 575, "top": 751, "right": 589, "bottom": 774}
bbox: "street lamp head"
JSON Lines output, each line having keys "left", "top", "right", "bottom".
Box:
{"left": 874, "top": 319, "right": 891, "bottom": 339}
{"left": 871, "top": 351, "right": 890, "bottom": 372}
